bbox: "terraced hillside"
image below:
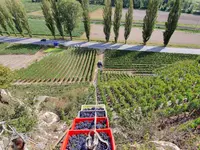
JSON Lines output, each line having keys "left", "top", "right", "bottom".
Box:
{"left": 104, "top": 50, "right": 198, "bottom": 74}
{"left": 16, "top": 48, "right": 96, "bottom": 84}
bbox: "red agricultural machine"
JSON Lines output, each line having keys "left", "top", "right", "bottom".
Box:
{"left": 61, "top": 104, "right": 115, "bottom": 150}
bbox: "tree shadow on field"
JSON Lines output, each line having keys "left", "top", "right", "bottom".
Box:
{"left": 108, "top": 43, "right": 123, "bottom": 50}
{"left": 131, "top": 46, "right": 165, "bottom": 60}
{"left": 66, "top": 41, "right": 88, "bottom": 48}
{"left": 87, "top": 42, "right": 123, "bottom": 50}
{"left": 146, "top": 46, "right": 165, "bottom": 52}
{"left": 124, "top": 45, "right": 145, "bottom": 51}
{"left": 87, "top": 42, "right": 109, "bottom": 49}
{"left": 133, "top": 51, "right": 156, "bottom": 61}
{"left": 109, "top": 45, "right": 146, "bottom": 59}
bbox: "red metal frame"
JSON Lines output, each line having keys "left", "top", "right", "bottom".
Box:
{"left": 71, "top": 117, "right": 109, "bottom": 130}
{"left": 61, "top": 129, "right": 116, "bottom": 150}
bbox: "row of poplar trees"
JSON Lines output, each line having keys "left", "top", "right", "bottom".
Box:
{"left": 0, "top": 0, "right": 32, "bottom": 37}
{"left": 103, "top": 0, "right": 182, "bottom": 46}
{"left": 0, "top": 0, "right": 182, "bottom": 46}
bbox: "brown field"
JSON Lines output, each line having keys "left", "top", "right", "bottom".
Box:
{"left": 81, "top": 24, "right": 200, "bottom": 45}
{"left": 0, "top": 51, "right": 45, "bottom": 70}
{"left": 90, "top": 8, "right": 200, "bottom": 25}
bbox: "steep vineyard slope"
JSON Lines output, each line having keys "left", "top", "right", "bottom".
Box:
{"left": 16, "top": 48, "right": 96, "bottom": 84}
{"left": 99, "top": 57, "right": 200, "bottom": 149}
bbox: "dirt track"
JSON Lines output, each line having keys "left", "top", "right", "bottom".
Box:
{"left": 81, "top": 24, "right": 200, "bottom": 45}
{"left": 90, "top": 8, "right": 200, "bottom": 25}
{"left": 0, "top": 51, "right": 45, "bottom": 70}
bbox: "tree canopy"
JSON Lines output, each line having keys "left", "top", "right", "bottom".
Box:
{"left": 0, "top": 65, "right": 13, "bottom": 89}
{"left": 58, "top": 0, "right": 82, "bottom": 40}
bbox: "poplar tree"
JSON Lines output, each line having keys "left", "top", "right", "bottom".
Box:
{"left": 103, "top": 0, "right": 112, "bottom": 42}
{"left": 59, "top": 0, "right": 82, "bottom": 40}
{"left": 142, "top": 0, "right": 160, "bottom": 45}
{"left": 0, "top": 28, "right": 3, "bottom": 36}
{"left": 50, "top": 0, "right": 64, "bottom": 38}
{"left": 0, "top": 11, "right": 9, "bottom": 35}
{"left": 0, "top": 5, "right": 15, "bottom": 35}
{"left": 41, "top": 0, "right": 56, "bottom": 38}
{"left": 18, "top": 1, "right": 32, "bottom": 37}
{"left": 81, "top": 0, "right": 90, "bottom": 41}
{"left": 163, "top": 0, "right": 182, "bottom": 46}
{"left": 113, "top": 0, "right": 123, "bottom": 43}
{"left": 124, "top": 0, "right": 133, "bottom": 44}
{"left": 6, "top": 0, "right": 32, "bottom": 37}
{"left": 6, "top": 0, "right": 24, "bottom": 36}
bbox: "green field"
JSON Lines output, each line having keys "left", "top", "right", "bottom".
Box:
{"left": 2, "top": 19, "right": 84, "bottom": 37}
{"left": 17, "top": 47, "right": 96, "bottom": 83}
{"left": 0, "top": 43, "right": 41, "bottom": 55}
{"left": 29, "top": 19, "right": 84, "bottom": 37}
{"left": 104, "top": 50, "right": 198, "bottom": 73}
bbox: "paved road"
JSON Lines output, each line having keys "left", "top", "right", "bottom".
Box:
{"left": 0, "top": 36, "right": 200, "bottom": 55}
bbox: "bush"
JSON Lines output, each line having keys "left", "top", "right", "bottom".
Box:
{"left": 0, "top": 103, "right": 37, "bottom": 132}
{"left": 0, "top": 65, "right": 13, "bottom": 89}
{"left": 9, "top": 110, "right": 37, "bottom": 132}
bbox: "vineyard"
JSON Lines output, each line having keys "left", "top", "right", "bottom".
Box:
{"left": 16, "top": 48, "right": 97, "bottom": 84}
{"left": 97, "top": 59, "right": 200, "bottom": 145}
{"left": 98, "top": 71, "right": 143, "bottom": 82}
{"left": 104, "top": 50, "right": 199, "bottom": 73}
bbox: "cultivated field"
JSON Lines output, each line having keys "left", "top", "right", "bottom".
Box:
{"left": 90, "top": 8, "right": 200, "bottom": 25}
{"left": 104, "top": 50, "right": 199, "bottom": 73}
{"left": 82, "top": 24, "right": 200, "bottom": 45}
{"left": 16, "top": 48, "right": 97, "bottom": 84}
{"left": 97, "top": 60, "right": 200, "bottom": 123}
{"left": 96, "top": 51, "right": 200, "bottom": 149}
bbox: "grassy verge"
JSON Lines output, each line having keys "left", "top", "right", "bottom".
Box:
{"left": 0, "top": 43, "right": 42, "bottom": 55}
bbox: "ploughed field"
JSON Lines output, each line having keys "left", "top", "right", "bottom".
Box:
{"left": 16, "top": 48, "right": 96, "bottom": 84}
{"left": 104, "top": 50, "right": 198, "bottom": 74}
